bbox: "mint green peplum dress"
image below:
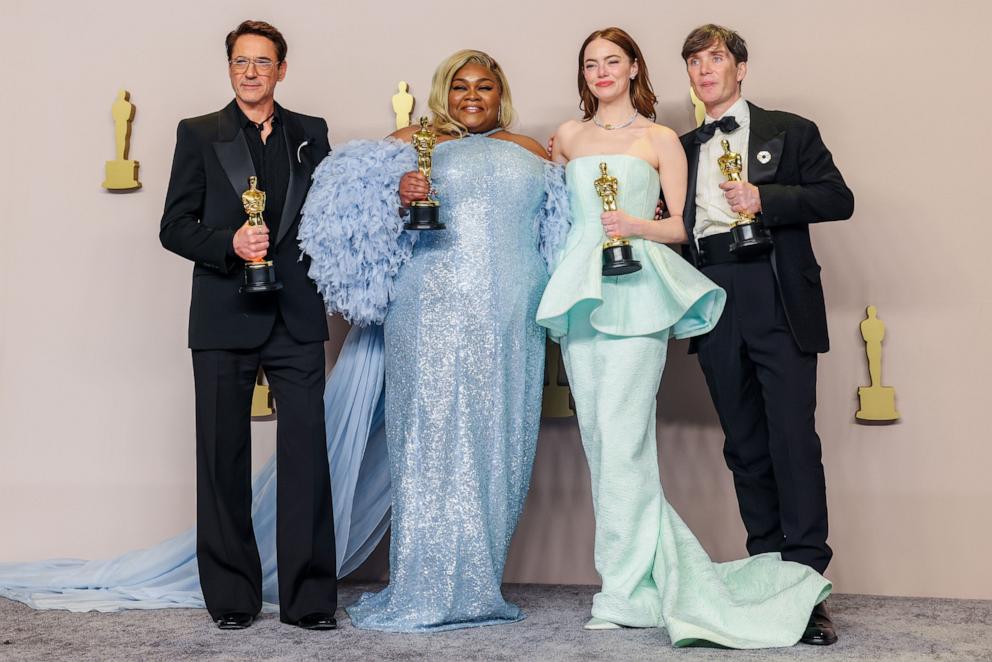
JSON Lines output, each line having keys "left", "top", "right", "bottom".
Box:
{"left": 536, "top": 155, "right": 831, "bottom": 648}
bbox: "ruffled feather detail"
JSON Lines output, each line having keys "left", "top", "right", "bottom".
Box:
{"left": 537, "top": 161, "right": 571, "bottom": 272}
{"left": 299, "top": 138, "right": 418, "bottom": 326}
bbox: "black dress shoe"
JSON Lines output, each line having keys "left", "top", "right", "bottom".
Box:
{"left": 287, "top": 613, "right": 337, "bottom": 630}
{"left": 215, "top": 612, "right": 254, "bottom": 630}
{"left": 801, "top": 601, "right": 838, "bottom": 645}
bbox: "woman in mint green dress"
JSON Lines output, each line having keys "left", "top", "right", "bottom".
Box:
{"left": 536, "top": 27, "right": 831, "bottom": 648}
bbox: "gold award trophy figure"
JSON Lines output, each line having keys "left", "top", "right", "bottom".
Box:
{"left": 404, "top": 117, "right": 445, "bottom": 230}
{"left": 102, "top": 90, "right": 141, "bottom": 191}
{"left": 856, "top": 305, "right": 899, "bottom": 422}
{"left": 392, "top": 81, "right": 414, "bottom": 130}
{"left": 717, "top": 139, "right": 773, "bottom": 257}
{"left": 241, "top": 176, "right": 283, "bottom": 293}
{"left": 595, "top": 162, "right": 641, "bottom": 276}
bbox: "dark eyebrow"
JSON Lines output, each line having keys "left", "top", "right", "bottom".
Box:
{"left": 584, "top": 55, "right": 622, "bottom": 63}
{"left": 452, "top": 77, "right": 497, "bottom": 84}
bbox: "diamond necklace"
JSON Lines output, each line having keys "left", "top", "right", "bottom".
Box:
{"left": 592, "top": 110, "right": 639, "bottom": 130}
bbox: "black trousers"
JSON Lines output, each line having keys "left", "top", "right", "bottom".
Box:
{"left": 191, "top": 315, "right": 336, "bottom": 621}
{"left": 695, "top": 260, "right": 832, "bottom": 574}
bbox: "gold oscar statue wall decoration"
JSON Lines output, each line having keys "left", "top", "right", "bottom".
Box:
{"left": 542, "top": 338, "right": 575, "bottom": 418}
{"left": 856, "top": 305, "right": 900, "bottom": 422}
{"left": 689, "top": 86, "right": 706, "bottom": 128}
{"left": 251, "top": 369, "right": 275, "bottom": 417}
{"left": 103, "top": 89, "right": 141, "bottom": 191}
{"left": 392, "top": 81, "right": 414, "bottom": 130}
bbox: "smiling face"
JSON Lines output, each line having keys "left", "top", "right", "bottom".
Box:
{"left": 447, "top": 62, "right": 502, "bottom": 133}
{"left": 582, "top": 37, "right": 638, "bottom": 106}
{"left": 686, "top": 39, "right": 746, "bottom": 117}
{"left": 228, "top": 34, "right": 286, "bottom": 108}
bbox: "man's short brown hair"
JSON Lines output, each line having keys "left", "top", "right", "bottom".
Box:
{"left": 225, "top": 20, "right": 288, "bottom": 62}
{"left": 681, "top": 24, "right": 748, "bottom": 64}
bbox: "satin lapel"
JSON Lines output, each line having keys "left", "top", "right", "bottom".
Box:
{"left": 747, "top": 102, "right": 784, "bottom": 185}
{"left": 682, "top": 135, "right": 700, "bottom": 239}
{"left": 276, "top": 109, "right": 308, "bottom": 247}
{"left": 212, "top": 102, "right": 255, "bottom": 203}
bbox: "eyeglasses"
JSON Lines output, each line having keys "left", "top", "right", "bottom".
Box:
{"left": 229, "top": 57, "right": 279, "bottom": 74}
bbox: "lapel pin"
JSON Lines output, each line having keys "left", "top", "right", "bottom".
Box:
{"left": 757, "top": 150, "right": 772, "bottom": 165}
{"left": 296, "top": 140, "right": 310, "bottom": 164}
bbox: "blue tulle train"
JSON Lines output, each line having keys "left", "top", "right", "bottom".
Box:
{"left": 0, "top": 325, "right": 390, "bottom": 612}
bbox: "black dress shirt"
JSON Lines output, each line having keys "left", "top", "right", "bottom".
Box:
{"left": 235, "top": 104, "right": 289, "bottom": 250}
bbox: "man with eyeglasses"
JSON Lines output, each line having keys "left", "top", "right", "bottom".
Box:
{"left": 160, "top": 20, "right": 336, "bottom": 631}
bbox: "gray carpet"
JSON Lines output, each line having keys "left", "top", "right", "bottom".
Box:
{"left": 1, "top": 584, "right": 989, "bottom": 661}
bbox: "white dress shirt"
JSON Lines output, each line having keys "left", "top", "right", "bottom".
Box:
{"left": 693, "top": 96, "right": 750, "bottom": 247}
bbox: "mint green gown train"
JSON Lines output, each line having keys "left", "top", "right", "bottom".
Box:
{"left": 536, "top": 155, "right": 831, "bottom": 648}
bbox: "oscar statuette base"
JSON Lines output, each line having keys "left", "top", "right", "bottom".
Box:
{"left": 602, "top": 242, "right": 642, "bottom": 276}
{"left": 405, "top": 202, "right": 445, "bottom": 231}
{"left": 242, "top": 260, "right": 283, "bottom": 294}
{"left": 729, "top": 220, "right": 773, "bottom": 259}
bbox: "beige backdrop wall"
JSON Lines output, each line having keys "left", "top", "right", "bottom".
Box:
{"left": 1, "top": 0, "right": 989, "bottom": 600}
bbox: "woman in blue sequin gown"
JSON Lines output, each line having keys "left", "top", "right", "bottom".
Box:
{"left": 299, "top": 50, "right": 570, "bottom": 632}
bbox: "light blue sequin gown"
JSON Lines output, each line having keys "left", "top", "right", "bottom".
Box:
{"left": 343, "top": 135, "right": 568, "bottom": 632}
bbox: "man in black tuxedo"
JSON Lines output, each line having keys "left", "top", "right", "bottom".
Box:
{"left": 678, "top": 24, "right": 854, "bottom": 645}
{"left": 160, "top": 20, "right": 336, "bottom": 631}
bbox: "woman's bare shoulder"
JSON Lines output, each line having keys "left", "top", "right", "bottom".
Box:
{"left": 645, "top": 122, "right": 680, "bottom": 145}
{"left": 556, "top": 118, "right": 586, "bottom": 138}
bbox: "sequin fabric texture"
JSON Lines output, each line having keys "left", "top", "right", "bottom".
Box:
{"left": 346, "top": 136, "right": 550, "bottom": 632}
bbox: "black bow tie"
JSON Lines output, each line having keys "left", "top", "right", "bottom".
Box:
{"left": 695, "top": 116, "right": 740, "bottom": 143}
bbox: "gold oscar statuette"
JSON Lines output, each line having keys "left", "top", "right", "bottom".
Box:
{"left": 595, "top": 162, "right": 641, "bottom": 276}
{"left": 856, "top": 305, "right": 899, "bottom": 422}
{"left": 240, "top": 176, "right": 282, "bottom": 293}
{"left": 405, "top": 116, "right": 444, "bottom": 230}
{"left": 717, "top": 139, "right": 773, "bottom": 257}
{"left": 102, "top": 89, "right": 141, "bottom": 191}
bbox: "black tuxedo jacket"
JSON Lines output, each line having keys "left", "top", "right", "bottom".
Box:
{"left": 680, "top": 102, "right": 854, "bottom": 354}
{"left": 160, "top": 100, "right": 331, "bottom": 350}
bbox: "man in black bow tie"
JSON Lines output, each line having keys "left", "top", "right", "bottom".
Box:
{"left": 677, "top": 24, "right": 854, "bottom": 645}
{"left": 159, "top": 20, "right": 336, "bottom": 631}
